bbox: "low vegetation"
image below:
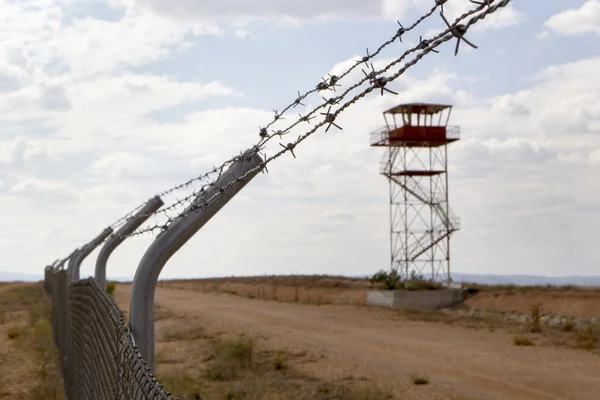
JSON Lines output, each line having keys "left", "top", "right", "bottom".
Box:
{"left": 574, "top": 326, "right": 599, "bottom": 350}
{"left": 155, "top": 326, "right": 395, "bottom": 400}
{"left": 106, "top": 281, "right": 117, "bottom": 299}
{"left": 370, "top": 269, "right": 444, "bottom": 291}
{"left": 513, "top": 335, "right": 534, "bottom": 346}
{"left": 0, "top": 282, "right": 64, "bottom": 400}
{"left": 529, "top": 303, "right": 542, "bottom": 333}
{"left": 161, "top": 322, "right": 208, "bottom": 342}
{"left": 409, "top": 373, "right": 430, "bottom": 385}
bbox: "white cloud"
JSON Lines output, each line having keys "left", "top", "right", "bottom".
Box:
{"left": 545, "top": 0, "right": 600, "bottom": 36}
{"left": 380, "top": 0, "right": 421, "bottom": 21}
{"left": 536, "top": 30, "right": 550, "bottom": 40}
{"left": 436, "top": 0, "right": 522, "bottom": 32}
{"left": 0, "top": 137, "right": 26, "bottom": 164}
{"left": 50, "top": 7, "right": 222, "bottom": 77}
{"left": 10, "top": 175, "right": 76, "bottom": 201}
{"left": 115, "top": 0, "right": 385, "bottom": 24}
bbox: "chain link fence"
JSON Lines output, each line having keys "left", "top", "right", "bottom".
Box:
{"left": 44, "top": 269, "right": 179, "bottom": 400}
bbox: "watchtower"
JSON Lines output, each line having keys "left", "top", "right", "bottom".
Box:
{"left": 370, "top": 103, "right": 460, "bottom": 284}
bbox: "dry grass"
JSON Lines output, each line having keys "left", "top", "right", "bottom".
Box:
{"left": 529, "top": 303, "right": 542, "bottom": 333}
{"left": 574, "top": 326, "right": 599, "bottom": 350}
{"left": 0, "top": 282, "right": 64, "bottom": 400}
{"left": 157, "top": 275, "right": 375, "bottom": 307}
{"left": 409, "top": 373, "right": 430, "bottom": 385}
{"left": 6, "top": 323, "right": 23, "bottom": 340}
{"left": 465, "top": 287, "right": 600, "bottom": 319}
{"left": 160, "top": 321, "right": 208, "bottom": 342}
{"left": 154, "top": 302, "right": 181, "bottom": 321}
{"left": 513, "top": 335, "right": 534, "bottom": 346}
{"left": 154, "top": 326, "right": 396, "bottom": 400}
{"left": 463, "top": 283, "right": 600, "bottom": 293}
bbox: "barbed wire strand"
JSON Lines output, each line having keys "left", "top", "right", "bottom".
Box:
{"left": 122, "top": 0, "right": 511, "bottom": 238}
{"left": 102, "top": 1, "right": 450, "bottom": 230}
{"left": 57, "top": 0, "right": 510, "bottom": 255}
{"left": 113, "top": 0, "right": 493, "bottom": 231}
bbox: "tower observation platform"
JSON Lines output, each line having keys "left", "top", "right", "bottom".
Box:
{"left": 370, "top": 103, "right": 460, "bottom": 284}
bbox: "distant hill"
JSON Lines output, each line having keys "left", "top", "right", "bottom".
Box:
{"left": 352, "top": 272, "right": 600, "bottom": 287}
{"left": 451, "top": 272, "right": 600, "bottom": 287}
{"left": 2, "top": 270, "right": 599, "bottom": 287}
{"left": 0, "top": 271, "right": 43, "bottom": 282}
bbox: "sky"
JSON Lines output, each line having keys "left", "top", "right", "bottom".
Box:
{"left": 0, "top": 0, "right": 599, "bottom": 280}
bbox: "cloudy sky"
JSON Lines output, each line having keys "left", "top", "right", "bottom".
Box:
{"left": 1, "top": 0, "right": 599, "bottom": 281}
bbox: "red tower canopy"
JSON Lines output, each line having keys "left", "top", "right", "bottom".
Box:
{"left": 384, "top": 103, "right": 452, "bottom": 115}
{"left": 370, "top": 102, "right": 459, "bottom": 147}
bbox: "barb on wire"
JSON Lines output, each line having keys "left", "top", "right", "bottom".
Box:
{"left": 396, "top": 21, "right": 406, "bottom": 42}
{"left": 117, "top": 0, "right": 511, "bottom": 238}
{"left": 293, "top": 91, "right": 305, "bottom": 108}
{"left": 418, "top": 36, "right": 440, "bottom": 53}
{"left": 356, "top": 48, "right": 371, "bottom": 66}
{"left": 440, "top": 12, "right": 478, "bottom": 56}
{"left": 362, "top": 63, "right": 378, "bottom": 80}
{"left": 279, "top": 143, "right": 297, "bottom": 159}
{"left": 323, "top": 96, "right": 341, "bottom": 106}
{"left": 316, "top": 78, "right": 331, "bottom": 92}
{"left": 321, "top": 106, "right": 343, "bottom": 132}
{"left": 299, "top": 113, "right": 315, "bottom": 124}
{"left": 372, "top": 76, "right": 399, "bottom": 96}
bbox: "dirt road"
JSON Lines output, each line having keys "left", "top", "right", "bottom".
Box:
{"left": 116, "top": 285, "right": 600, "bottom": 400}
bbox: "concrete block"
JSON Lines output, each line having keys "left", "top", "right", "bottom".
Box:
{"left": 366, "top": 289, "right": 463, "bottom": 310}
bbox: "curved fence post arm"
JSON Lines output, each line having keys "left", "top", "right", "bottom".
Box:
{"left": 129, "top": 150, "right": 264, "bottom": 371}
{"left": 61, "top": 249, "right": 80, "bottom": 275}
{"left": 95, "top": 197, "right": 164, "bottom": 290}
{"left": 68, "top": 228, "right": 114, "bottom": 281}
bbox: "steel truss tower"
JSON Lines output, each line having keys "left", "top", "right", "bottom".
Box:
{"left": 370, "top": 103, "right": 460, "bottom": 284}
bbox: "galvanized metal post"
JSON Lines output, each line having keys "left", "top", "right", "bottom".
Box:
{"left": 68, "top": 228, "right": 113, "bottom": 281}
{"left": 130, "top": 150, "right": 263, "bottom": 371}
{"left": 95, "top": 197, "right": 164, "bottom": 291}
{"left": 58, "top": 249, "right": 79, "bottom": 274}
{"left": 44, "top": 265, "right": 53, "bottom": 296}
{"left": 65, "top": 250, "right": 80, "bottom": 279}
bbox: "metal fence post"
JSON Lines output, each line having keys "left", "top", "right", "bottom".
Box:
{"left": 44, "top": 265, "right": 53, "bottom": 296}
{"left": 95, "top": 197, "right": 164, "bottom": 291}
{"left": 59, "top": 249, "right": 79, "bottom": 276}
{"left": 68, "top": 228, "right": 113, "bottom": 281}
{"left": 129, "top": 150, "right": 264, "bottom": 371}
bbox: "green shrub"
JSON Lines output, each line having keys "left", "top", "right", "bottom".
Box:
{"left": 370, "top": 269, "right": 400, "bottom": 290}
{"left": 106, "top": 282, "right": 117, "bottom": 299}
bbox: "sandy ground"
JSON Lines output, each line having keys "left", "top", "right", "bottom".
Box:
{"left": 466, "top": 290, "right": 600, "bottom": 319}
{"left": 116, "top": 284, "right": 600, "bottom": 400}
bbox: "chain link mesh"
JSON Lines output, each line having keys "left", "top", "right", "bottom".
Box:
{"left": 44, "top": 271, "right": 179, "bottom": 400}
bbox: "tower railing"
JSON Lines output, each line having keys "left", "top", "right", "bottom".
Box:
{"left": 370, "top": 125, "right": 461, "bottom": 147}
{"left": 370, "top": 126, "right": 392, "bottom": 146}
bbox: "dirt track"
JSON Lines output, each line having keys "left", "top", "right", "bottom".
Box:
{"left": 117, "top": 285, "right": 600, "bottom": 400}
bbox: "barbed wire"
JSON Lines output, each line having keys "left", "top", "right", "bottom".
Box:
{"left": 55, "top": 0, "right": 511, "bottom": 257}
{"left": 102, "top": 0, "right": 449, "bottom": 232}
{"left": 119, "top": 0, "right": 511, "bottom": 238}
